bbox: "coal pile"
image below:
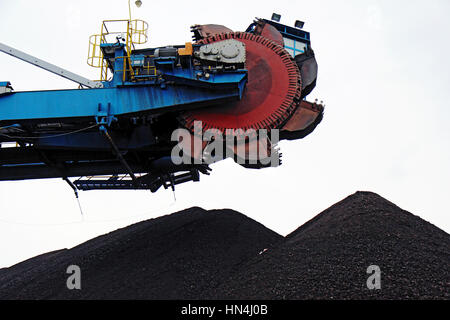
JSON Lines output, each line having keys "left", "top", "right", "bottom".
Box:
{"left": 207, "top": 192, "right": 450, "bottom": 299}
{"left": 0, "top": 192, "right": 448, "bottom": 300}
{"left": 0, "top": 207, "right": 282, "bottom": 299}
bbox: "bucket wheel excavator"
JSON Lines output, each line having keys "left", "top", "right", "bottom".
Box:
{"left": 0, "top": 16, "right": 323, "bottom": 193}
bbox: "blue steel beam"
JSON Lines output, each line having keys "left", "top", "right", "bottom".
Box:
{"left": 0, "top": 75, "right": 246, "bottom": 124}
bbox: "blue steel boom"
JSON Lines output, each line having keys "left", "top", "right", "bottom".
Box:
{"left": 0, "top": 16, "right": 323, "bottom": 193}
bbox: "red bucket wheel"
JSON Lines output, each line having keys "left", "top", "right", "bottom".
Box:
{"left": 179, "top": 32, "right": 302, "bottom": 136}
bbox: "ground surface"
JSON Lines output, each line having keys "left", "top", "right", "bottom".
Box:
{"left": 0, "top": 192, "right": 448, "bottom": 299}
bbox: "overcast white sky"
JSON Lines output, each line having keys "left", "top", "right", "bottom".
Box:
{"left": 0, "top": 0, "right": 449, "bottom": 268}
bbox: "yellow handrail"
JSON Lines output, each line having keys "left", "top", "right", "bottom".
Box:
{"left": 114, "top": 55, "right": 157, "bottom": 79}
{"left": 87, "top": 19, "right": 149, "bottom": 82}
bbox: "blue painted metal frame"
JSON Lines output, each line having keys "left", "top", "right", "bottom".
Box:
{"left": 263, "top": 19, "right": 311, "bottom": 45}
{"left": 0, "top": 41, "right": 247, "bottom": 125}
{"left": 0, "top": 73, "right": 246, "bottom": 124}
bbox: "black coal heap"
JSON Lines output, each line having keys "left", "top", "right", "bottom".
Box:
{"left": 0, "top": 192, "right": 448, "bottom": 299}
{"left": 207, "top": 191, "right": 450, "bottom": 299}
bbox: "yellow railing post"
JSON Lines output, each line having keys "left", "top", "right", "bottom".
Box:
{"left": 87, "top": 19, "right": 148, "bottom": 82}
